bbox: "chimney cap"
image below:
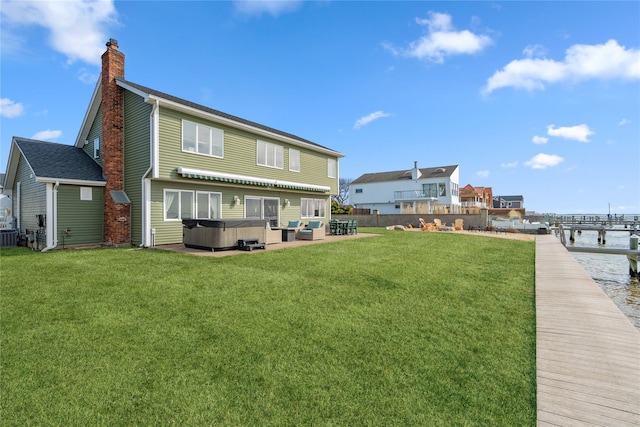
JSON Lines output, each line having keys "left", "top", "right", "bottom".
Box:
{"left": 106, "top": 38, "right": 119, "bottom": 49}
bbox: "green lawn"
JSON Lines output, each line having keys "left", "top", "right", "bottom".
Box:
{"left": 1, "top": 229, "right": 536, "bottom": 426}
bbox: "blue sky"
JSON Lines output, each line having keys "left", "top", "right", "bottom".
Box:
{"left": 1, "top": 0, "right": 639, "bottom": 214}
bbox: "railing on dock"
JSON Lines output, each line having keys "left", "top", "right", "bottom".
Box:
{"left": 557, "top": 224, "right": 639, "bottom": 277}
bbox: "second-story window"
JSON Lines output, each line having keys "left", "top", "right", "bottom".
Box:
{"left": 289, "top": 148, "right": 300, "bottom": 172}
{"left": 423, "top": 183, "right": 437, "bottom": 198}
{"left": 94, "top": 138, "right": 100, "bottom": 159}
{"left": 182, "top": 120, "right": 224, "bottom": 158}
{"left": 439, "top": 183, "right": 446, "bottom": 197}
{"left": 257, "top": 140, "right": 283, "bottom": 169}
{"left": 327, "top": 158, "right": 336, "bottom": 178}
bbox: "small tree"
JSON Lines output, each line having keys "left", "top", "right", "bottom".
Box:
{"left": 332, "top": 178, "right": 352, "bottom": 206}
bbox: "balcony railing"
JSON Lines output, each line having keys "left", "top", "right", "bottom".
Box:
{"left": 461, "top": 201, "right": 488, "bottom": 208}
{"left": 394, "top": 190, "right": 437, "bottom": 200}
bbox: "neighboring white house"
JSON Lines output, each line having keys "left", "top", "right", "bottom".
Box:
{"left": 349, "top": 162, "right": 460, "bottom": 214}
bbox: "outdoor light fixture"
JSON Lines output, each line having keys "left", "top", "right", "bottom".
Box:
{"left": 284, "top": 199, "right": 290, "bottom": 207}
{"left": 233, "top": 196, "right": 240, "bottom": 205}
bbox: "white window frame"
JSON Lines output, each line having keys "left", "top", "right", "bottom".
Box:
{"left": 182, "top": 120, "right": 224, "bottom": 158}
{"left": 289, "top": 148, "right": 300, "bottom": 172}
{"left": 301, "top": 198, "right": 326, "bottom": 219}
{"left": 93, "top": 138, "right": 100, "bottom": 159}
{"left": 244, "top": 196, "right": 280, "bottom": 225}
{"left": 196, "top": 191, "right": 222, "bottom": 219}
{"left": 438, "top": 183, "right": 446, "bottom": 197}
{"left": 423, "top": 183, "right": 437, "bottom": 198}
{"left": 80, "top": 187, "right": 92, "bottom": 201}
{"left": 164, "top": 189, "right": 194, "bottom": 221}
{"left": 327, "top": 158, "right": 336, "bottom": 178}
{"left": 257, "top": 140, "right": 284, "bottom": 169}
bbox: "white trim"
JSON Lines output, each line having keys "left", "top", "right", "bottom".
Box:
{"left": 142, "top": 178, "right": 152, "bottom": 246}
{"left": 35, "top": 177, "right": 106, "bottom": 186}
{"left": 42, "top": 181, "right": 59, "bottom": 251}
{"left": 152, "top": 100, "right": 160, "bottom": 179}
{"left": 15, "top": 182, "right": 21, "bottom": 231}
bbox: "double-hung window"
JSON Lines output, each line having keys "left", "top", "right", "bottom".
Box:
{"left": 182, "top": 120, "right": 224, "bottom": 157}
{"left": 289, "top": 148, "right": 300, "bottom": 172}
{"left": 257, "top": 140, "right": 284, "bottom": 169}
{"left": 327, "top": 158, "right": 336, "bottom": 178}
{"left": 164, "top": 189, "right": 194, "bottom": 221}
{"left": 301, "top": 198, "right": 326, "bottom": 219}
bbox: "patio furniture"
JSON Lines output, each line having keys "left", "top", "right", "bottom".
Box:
{"left": 454, "top": 218, "right": 464, "bottom": 231}
{"left": 347, "top": 219, "right": 358, "bottom": 235}
{"left": 266, "top": 223, "right": 283, "bottom": 244}
{"left": 419, "top": 218, "right": 435, "bottom": 231}
{"left": 297, "top": 220, "right": 325, "bottom": 240}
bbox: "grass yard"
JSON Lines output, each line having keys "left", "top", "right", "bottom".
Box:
{"left": 1, "top": 229, "right": 536, "bottom": 426}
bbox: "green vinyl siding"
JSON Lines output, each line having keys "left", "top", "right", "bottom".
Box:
{"left": 123, "top": 90, "right": 152, "bottom": 246}
{"left": 82, "top": 104, "right": 103, "bottom": 166}
{"left": 149, "top": 178, "right": 330, "bottom": 245}
{"left": 13, "top": 155, "right": 46, "bottom": 233}
{"left": 56, "top": 185, "right": 103, "bottom": 245}
{"left": 156, "top": 108, "right": 338, "bottom": 194}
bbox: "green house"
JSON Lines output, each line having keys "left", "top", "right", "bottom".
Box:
{"left": 3, "top": 39, "right": 344, "bottom": 249}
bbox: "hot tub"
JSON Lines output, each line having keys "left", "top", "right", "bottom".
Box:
{"left": 182, "top": 219, "right": 267, "bottom": 251}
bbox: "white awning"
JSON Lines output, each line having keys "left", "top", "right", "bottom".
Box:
{"left": 177, "top": 167, "right": 330, "bottom": 193}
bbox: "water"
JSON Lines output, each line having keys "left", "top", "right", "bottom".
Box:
{"left": 562, "top": 227, "right": 640, "bottom": 331}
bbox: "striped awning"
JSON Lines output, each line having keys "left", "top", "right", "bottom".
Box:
{"left": 177, "top": 167, "right": 330, "bottom": 193}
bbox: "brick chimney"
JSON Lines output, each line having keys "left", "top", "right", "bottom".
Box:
{"left": 101, "top": 38, "right": 130, "bottom": 246}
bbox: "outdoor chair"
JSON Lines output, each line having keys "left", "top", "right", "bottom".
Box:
{"left": 454, "top": 218, "right": 464, "bottom": 231}
{"left": 419, "top": 218, "right": 435, "bottom": 231}
{"left": 297, "top": 220, "right": 325, "bottom": 240}
{"left": 265, "top": 223, "right": 282, "bottom": 244}
{"left": 347, "top": 219, "right": 358, "bottom": 235}
{"left": 433, "top": 219, "right": 445, "bottom": 229}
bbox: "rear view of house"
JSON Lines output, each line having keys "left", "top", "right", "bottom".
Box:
{"left": 3, "top": 39, "right": 344, "bottom": 249}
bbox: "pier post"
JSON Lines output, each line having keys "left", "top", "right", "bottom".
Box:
{"left": 629, "top": 235, "right": 639, "bottom": 278}
{"left": 570, "top": 228, "right": 575, "bottom": 243}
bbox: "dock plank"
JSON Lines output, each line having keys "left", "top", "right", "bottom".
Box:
{"left": 536, "top": 235, "right": 640, "bottom": 426}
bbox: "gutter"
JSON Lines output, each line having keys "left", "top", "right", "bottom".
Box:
{"left": 140, "top": 99, "right": 158, "bottom": 247}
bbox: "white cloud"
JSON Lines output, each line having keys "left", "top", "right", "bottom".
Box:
{"left": 0, "top": 0, "right": 118, "bottom": 66}
{"left": 0, "top": 98, "right": 25, "bottom": 118}
{"left": 383, "top": 11, "right": 492, "bottom": 64}
{"left": 501, "top": 161, "right": 518, "bottom": 168}
{"left": 618, "top": 118, "right": 630, "bottom": 126}
{"left": 234, "top": 0, "right": 302, "bottom": 16}
{"left": 354, "top": 111, "right": 391, "bottom": 130}
{"left": 524, "top": 153, "right": 564, "bottom": 169}
{"left": 532, "top": 135, "right": 548, "bottom": 144}
{"left": 476, "top": 170, "right": 490, "bottom": 178}
{"left": 483, "top": 39, "right": 640, "bottom": 93}
{"left": 32, "top": 129, "right": 62, "bottom": 141}
{"left": 547, "top": 124, "right": 594, "bottom": 142}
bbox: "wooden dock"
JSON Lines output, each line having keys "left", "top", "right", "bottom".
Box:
{"left": 536, "top": 235, "right": 640, "bottom": 426}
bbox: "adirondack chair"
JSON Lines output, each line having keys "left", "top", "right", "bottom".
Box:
{"left": 454, "top": 218, "right": 464, "bottom": 231}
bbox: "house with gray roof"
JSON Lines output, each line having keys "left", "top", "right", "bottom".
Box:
{"left": 350, "top": 161, "right": 460, "bottom": 215}
{"left": 3, "top": 39, "right": 344, "bottom": 249}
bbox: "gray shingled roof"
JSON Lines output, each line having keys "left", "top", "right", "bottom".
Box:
{"left": 15, "top": 137, "right": 105, "bottom": 182}
{"left": 117, "top": 77, "right": 340, "bottom": 154}
{"left": 351, "top": 165, "right": 458, "bottom": 184}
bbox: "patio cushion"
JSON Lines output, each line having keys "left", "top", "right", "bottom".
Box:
{"left": 308, "top": 220, "right": 322, "bottom": 229}
{"left": 287, "top": 220, "right": 301, "bottom": 228}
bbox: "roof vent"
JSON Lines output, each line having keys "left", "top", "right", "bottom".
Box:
{"left": 106, "top": 38, "right": 119, "bottom": 49}
{"left": 434, "top": 167, "right": 446, "bottom": 173}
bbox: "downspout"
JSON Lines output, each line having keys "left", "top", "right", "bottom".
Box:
{"left": 140, "top": 99, "right": 158, "bottom": 247}
{"left": 41, "top": 181, "right": 59, "bottom": 252}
